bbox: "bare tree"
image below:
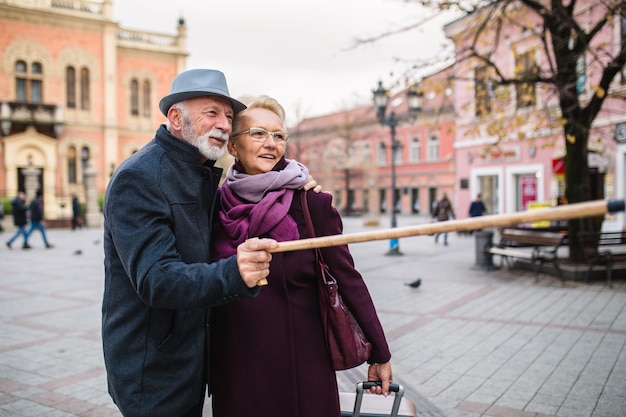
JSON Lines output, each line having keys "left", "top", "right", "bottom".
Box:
{"left": 359, "top": 0, "right": 626, "bottom": 261}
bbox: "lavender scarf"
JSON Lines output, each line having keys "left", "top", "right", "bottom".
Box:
{"left": 213, "top": 158, "right": 309, "bottom": 259}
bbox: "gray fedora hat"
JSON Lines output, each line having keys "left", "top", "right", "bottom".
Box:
{"left": 158, "top": 69, "right": 246, "bottom": 116}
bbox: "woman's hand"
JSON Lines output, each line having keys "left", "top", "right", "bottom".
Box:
{"left": 303, "top": 175, "right": 322, "bottom": 193}
{"left": 366, "top": 362, "right": 393, "bottom": 396}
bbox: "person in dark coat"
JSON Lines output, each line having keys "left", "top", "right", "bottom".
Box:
{"left": 24, "top": 189, "right": 53, "bottom": 248}
{"left": 6, "top": 191, "right": 29, "bottom": 249}
{"left": 469, "top": 193, "right": 487, "bottom": 217}
{"left": 210, "top": 96, "right": 392, "bottom": 417}
{"left": 433, "top": 192, "right": 455, "bottom": 246}
{"left": 102, "top": 69, "right": 283, "bottom": 417}
{"left": 71, "top": 193, "right": 82, "bottom": 230}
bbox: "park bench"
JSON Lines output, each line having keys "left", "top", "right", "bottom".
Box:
{"left": 487, "top": 228, "right": 568, "bottom": 282}
{"left": 579, "top": 231, "right": 626, "bottom": 288}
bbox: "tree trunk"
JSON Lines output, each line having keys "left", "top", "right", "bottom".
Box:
{"left": 564, "top": 124, "right": 602, "bottom": 262}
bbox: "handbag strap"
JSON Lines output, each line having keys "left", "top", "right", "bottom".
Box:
{"left": 300, "top": 190, "right": 316, "bottom": 238}
{"left": 300, "top": 191, "right": 325, "bottom": 265}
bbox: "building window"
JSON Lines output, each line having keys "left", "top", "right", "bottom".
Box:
{"left": 15, "top": 60, "right": 43, "bottom": 103}
{"left": 142, "top": 80, "right": 151, "bottom": 117}
{"left": 66, "top": 66, "right": 76, "bottom": 108}
{"left": 362, "top": 143, "right": 371, "bottom": 166}
{"left": 68, "top": 146, "right": 77, "bottom": 184}
{"left": 475, "top": 66, "right": 492, "bottom": 117}
{"left": 393, "top": 138, "right": 402, "bottom": 165}
{"left": 377, "top": 142, "right": 386, "bottom": 166}
{"left": 515, "top": 50, "right": 537, "bottom": 108}
{"left": 80, "top": 67, "right": 90, "bottom": 110}
{"left": 409, "top": 136, "right": 421, "bottom": 162}
{"left": 81, "top": 146, "right": 90, "bottom": 183}
{"left": 427, "top": 133, "right": 439, "bottom": 161}
{"left": 130, "top": 79, "right": 139, "bottom": 116}
{"left": 346, "top": 145, "right": 355, "bottom": 165}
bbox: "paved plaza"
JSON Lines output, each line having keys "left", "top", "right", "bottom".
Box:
{"left": 0, "top": 215, "right": 624, "bottom": 417}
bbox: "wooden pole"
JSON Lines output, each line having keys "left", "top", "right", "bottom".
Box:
{"left": 268, "top": 199, "right": 625, "bottom": 254}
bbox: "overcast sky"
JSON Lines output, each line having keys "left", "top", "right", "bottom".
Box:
{"left": 113, "top": 0, "right": 457, "bottom": 125}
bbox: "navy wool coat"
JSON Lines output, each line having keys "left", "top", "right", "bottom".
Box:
{"left": 210, "top": 189, "right": 391, "bottom": 417}
{"left": 102, "top": 125, "right": 259, "bottom": 417}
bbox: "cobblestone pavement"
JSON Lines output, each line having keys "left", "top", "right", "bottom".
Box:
{"left": 0, "top": 215, "right": 624, "bottom": 417}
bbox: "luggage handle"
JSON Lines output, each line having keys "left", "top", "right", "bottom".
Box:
{"left": 353, "top": 381, "right": 405, "bottom": 417}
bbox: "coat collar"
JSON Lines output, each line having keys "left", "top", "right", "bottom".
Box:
{"left": 155, "top": 124, "right": 216, "bottom": 168}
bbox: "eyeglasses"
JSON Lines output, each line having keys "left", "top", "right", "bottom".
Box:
{"left": 231, "top": 127, "right": 289, "bottom": 143}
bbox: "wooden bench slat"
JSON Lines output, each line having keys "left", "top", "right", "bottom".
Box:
{"left": 487, "top": 247, "right": 533, "bottom": 259}
{"left": 579, "top": 231, "right": 626, "bottom": 287}
{"left": 486, "top": 228, "right": 567, "bottom": 283}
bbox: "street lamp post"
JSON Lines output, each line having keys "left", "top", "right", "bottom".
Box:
{"left": 372, "top": 81, "right": 422, "bottom": 256}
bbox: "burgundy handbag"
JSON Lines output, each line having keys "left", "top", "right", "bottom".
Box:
{"left": 300, "top": 191, "right": 372, "bottom": 370}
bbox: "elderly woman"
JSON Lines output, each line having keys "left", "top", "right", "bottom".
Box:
{"left": 209, "top": 96, "right": 392, "bottom": 417}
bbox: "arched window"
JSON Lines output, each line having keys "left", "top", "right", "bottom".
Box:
{"left": 427, "top": 133, "right": 439, "bottom": 161}
{"left": 409, "top": 136, "right": 421, "bottom": 162}
{"left": 377, "top": 141, "right": 386, "bottom": 166}
{"left": 68, "top": 146, "right": 77, "bottom": 184}
{"left": 30, "top": 62, "right": 43, "bottom": 103}
{"left": 15, "top": 60, "right": 43, "bottom": 103}
{"left": 80, "top": 67, "right": 90, "bottom": 110}
{"left": 130, "top": 79, "right": 139, "bottom": 116}
{"left": 66, "top": 66, "right": 76, "bottom": 108}
{"left": 81, "top": 146, "right": 90, "bottom": 183}
{"left": 362, "top": 143, "right": 371, "bottom": 166}
{"left": 142, "top": 80, "right": 151, "bottom": 117}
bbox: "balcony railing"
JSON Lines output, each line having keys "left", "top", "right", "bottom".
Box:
{"left": 0, "top": 101, "right": 63, "bottom": 138}
{"left": 50, "top": 0, "right": 103, "bottom": 14}
{"left": 117, "top": 29, "right": 178, "bottom": 47}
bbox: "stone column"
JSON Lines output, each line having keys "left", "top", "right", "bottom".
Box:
{"left": 23, "top": 165, "right": 41, "bottom": 203}
{"left": 83, "top": 162, "right": 102, "bottom": 228}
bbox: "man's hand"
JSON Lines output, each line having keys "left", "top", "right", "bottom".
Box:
{"left": 366, "top": 362, "right": 393, "bottom": 396}
{"left": 237, "top": 238, "right": 277, "bottom": 287}
{"left": 303, "top": 175, "right": 323, "bottom": 193}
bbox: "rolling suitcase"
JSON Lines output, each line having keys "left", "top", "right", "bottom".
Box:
{"left": 339, "top": 381, "right": 418, "bottom": 417}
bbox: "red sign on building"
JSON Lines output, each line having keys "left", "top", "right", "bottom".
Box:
{"left": 520, "top": 175, "right": 537, "bottom": 211}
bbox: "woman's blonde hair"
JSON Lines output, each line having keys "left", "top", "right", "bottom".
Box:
{"left": 232, "top": 95, "right": 286, "bottom": 133}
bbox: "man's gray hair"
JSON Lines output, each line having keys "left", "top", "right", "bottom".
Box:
{"left": 165, "top": 102, "right": 188, "bottom": 132}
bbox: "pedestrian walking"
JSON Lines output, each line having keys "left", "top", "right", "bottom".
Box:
{"left": 434, "top": 192, "right": 455, "bottom": 246}
{"left": 24, "top": 190, "right": 53, "bottom": 249}
{"left": 71, "top": 193, "right": 82, "bottom": 230}
{"left": 469, "top": 193, "right": 487, "bottom": 217}
{"left": 467, "top": 192, "right": 487, "bottom": 235}
{"left": 6, "top": 192, "right": 30, "bottom": 249}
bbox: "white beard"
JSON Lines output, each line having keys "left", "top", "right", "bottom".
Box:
{"left": 181, "top": 117, "right": 228, "bottom": 161}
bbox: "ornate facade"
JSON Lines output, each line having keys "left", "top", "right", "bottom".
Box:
{"left": 0, "top": 0, "right": 187, "bottom": 224}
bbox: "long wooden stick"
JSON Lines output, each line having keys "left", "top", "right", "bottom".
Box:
{"left": 267, "top": 199, "right": 625, "bottom": 253}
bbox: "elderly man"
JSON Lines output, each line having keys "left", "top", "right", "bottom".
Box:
{"left": 102, "top": 69, "right": 288, "bottom": 417}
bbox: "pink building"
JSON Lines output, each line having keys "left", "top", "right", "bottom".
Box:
{"left": 289, "top": 66, "right": 456, "bottom": 220}
{"left": 0, "top": 0, "right": 186, "bottom": 224}
{"left": 445, "top": 1, "right": 626, "bottom": 231}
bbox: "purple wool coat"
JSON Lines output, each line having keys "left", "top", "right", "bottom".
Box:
{"left": 210, "top": 189, "right": 391, "bottom": 417}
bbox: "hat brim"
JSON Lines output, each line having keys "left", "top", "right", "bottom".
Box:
{"left": 159, "top": 91, "right": 247, "bottom": 116}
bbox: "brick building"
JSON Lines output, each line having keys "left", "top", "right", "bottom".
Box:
{"left": 289, "top": 66, "right": 456, "bottom": 220}
{"left": 445, "top": 1, "right": 626, "bottom": 231}
{"left": 0, "top": 0, "right": 186, "bottom": 224}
